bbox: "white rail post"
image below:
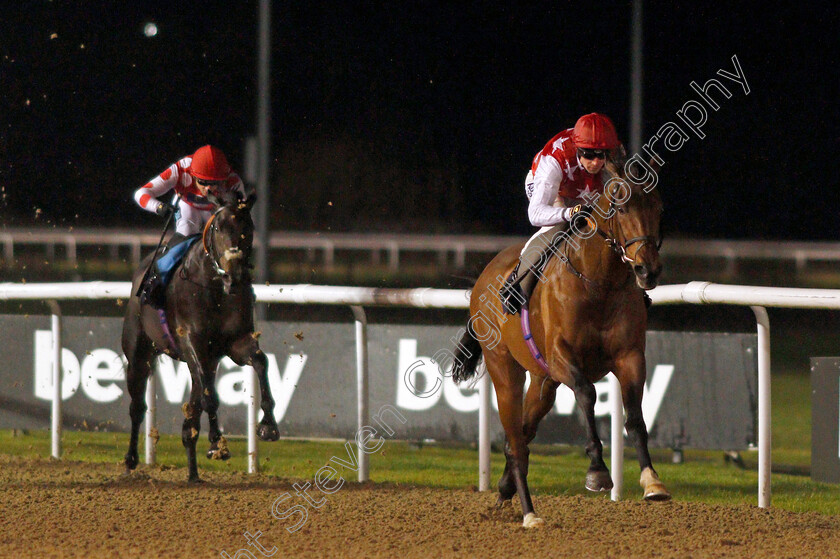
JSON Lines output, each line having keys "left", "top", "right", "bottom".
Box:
{"left": 247, "top": 365, "right": 259, "bottom": 474}
{"left": 47, "top": 301, "right": 62, "bottom": 460}
{"left": 351, "top": 306, "right": 369, "bottom": 482}
{"left": 145, "top": 372, "right": 157, "bottom": 465}
{"left": 478, "top": 362, "right": 492, "bottom": 491}
{"left": 610, "top": 372, "right": 624, "bottom": 501}
{"left": 751, "top": 305, "right": 771, "bottom": 508}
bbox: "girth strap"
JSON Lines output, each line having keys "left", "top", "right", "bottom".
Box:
{"left": 157, "top": 309, "right": 181, "bottom": 359}
{"left": 520, "top": 304, "right": 550, "bottom": 374}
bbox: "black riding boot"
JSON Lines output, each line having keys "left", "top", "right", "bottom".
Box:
{"left": 138, "top": 233, "right": 187, "bottom": 310}
{"left": 139, "top": 266, "right": 165, "bottom": 309}
{"left": 500, "top": 222, "right": 569, "bottom": 315}
{"left": 499, "top": 263, "right": 540, "bottom": 315}
{"left": 499, "top": 264, "right": 523, "bottom": 315}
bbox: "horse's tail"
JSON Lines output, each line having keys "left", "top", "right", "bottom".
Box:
{"left": 451, "top": 322, "right": 483, "bottom": 384}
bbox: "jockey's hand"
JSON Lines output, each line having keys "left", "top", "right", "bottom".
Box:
{"left": 155, "top": 202, "right": 174, "bottom": 218}
{"left": 568, "top": 204, "right": 596, "bottom": 230}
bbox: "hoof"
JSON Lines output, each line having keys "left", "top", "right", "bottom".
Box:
{"left": 522, "top": 513, "right": 544, "bottom": 528}
{"left": 257, "top": 423, "right": 280, "bottom": 442}
{"left": 585, "top": 469, "right": 614, "bottom": 492}
{"left": 640, "top": 467, "right": 671, "bottom": 501}
{"left": 207, "top": 436, "right": 231, "bottom": 460}
{"left": 188, "top": 476, "right": 205, "bottom": 484}
{"left": 495, "top": 495, "right": 512, "bottom": 509}
{"left": 124, "top": 454, "right": 138, "bottom": 471}
{"left": 206, "top": 448, "right": 231, "bottom": 460}
{"left": 643, "top": 483, "right": 672, "bottom": 501}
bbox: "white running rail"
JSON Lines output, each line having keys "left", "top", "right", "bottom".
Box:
{"left": 3, "top": 280, "right": 839, "bottom": 508}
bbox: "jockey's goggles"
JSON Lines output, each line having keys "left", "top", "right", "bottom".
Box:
{"left": 195, "top": 178, "right": 227, "bottom": 189}
{"left": 578, "top": 148, "right": 607, "bottom": 160}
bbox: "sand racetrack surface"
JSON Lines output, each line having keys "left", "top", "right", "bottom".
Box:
{"left": 1, "top": 455, "right": 838, "bottom": 559}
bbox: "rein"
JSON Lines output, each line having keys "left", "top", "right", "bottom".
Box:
{"left": 202, "top": 206, "right": 229, "bottom": 277}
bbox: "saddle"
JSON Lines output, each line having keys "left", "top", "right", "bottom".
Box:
{"left": 138, "top": 234, "right": 200, "bottom": 310}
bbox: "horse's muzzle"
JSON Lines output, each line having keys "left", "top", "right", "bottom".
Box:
{"left": 219, "top": 248, "right": 247, "bottom": 288}
{"left": 633, "top": 263, "right": 661, "bottom": 290}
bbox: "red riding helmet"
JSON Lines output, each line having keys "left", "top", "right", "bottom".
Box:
{"left": 572, "top": 113, "right": 620, "bottom": 150}
{"left": 189, "top": 145, "right": 231, "bottom": 181}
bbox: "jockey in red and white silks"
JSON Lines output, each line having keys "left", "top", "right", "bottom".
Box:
{"left": 500, "top": 113, "right": 622, "bottom": 314}
{"left": 525, "top": 127, "right": 608, "bottom": 227}
{"left": 134, "top": 145, "right": 248, "bottom": 309}
{"left": 134, "top": 145, "right": 247, "bottom": 237}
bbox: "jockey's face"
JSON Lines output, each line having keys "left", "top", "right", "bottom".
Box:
{"left": 578, "top": 149, "right": 607, "bottom": 174}
{"left": 194, "top": 177, "right": 226, "bottom": 198}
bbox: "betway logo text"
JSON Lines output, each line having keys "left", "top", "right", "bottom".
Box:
{"left": 396, "top": 338, "right": 673, "bottom": 427}
{"left": 32, "top": 330, "right": 306, "bottom": 422}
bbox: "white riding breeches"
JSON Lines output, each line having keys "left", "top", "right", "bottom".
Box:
{"left": 175, "top": 201, "right": 212, "bottom": 236}
{"left": 522, "top": 227, "right": 552, "bottom": 255}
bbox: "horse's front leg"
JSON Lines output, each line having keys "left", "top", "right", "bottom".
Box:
{"left": 181, "top": 375, "right": 204, "bottom": 482}
{"left": 230, "top": 337, "right": 279, "bottom": 441}
{"left": 616, "top": 351, "right": 671, "bottom": 500}
{"left": 571, "top": 373, "right": 613, "bottom": 492}
{"left": 180, "top": 344, "right": 209, "bottom": 482}
{"left": 202, "top": 363, "right": 230, "bottom": 461}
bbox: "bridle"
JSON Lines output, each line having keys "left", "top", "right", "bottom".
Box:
{"left": 595, "top": 180, "right": 663, "bottom": 268}
{"left": 201, "top": 205, "right": 247, "bottom": 278}
{"left": 554, "top": 179, "right": 662, "bottom": 284}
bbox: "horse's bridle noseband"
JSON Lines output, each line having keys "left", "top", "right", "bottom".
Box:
{"left": 595, "top": 187, "right": 663, "bottom": 267}
{"left": 202, "top": 206, "right": 233, "bottom": 278}
{"left": 600, "top": 229, "right": 661, "bottom": 266}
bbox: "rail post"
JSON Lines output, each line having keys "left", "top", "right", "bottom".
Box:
{"left": 145, "top": 372, "right": 157, "bottom": 465}
{"left": 610, "top": 373, "right": 624, "bottom": 501}
{"left": 478, "top": 362, "right": 492, "bottom": 491}
{"left": 247, "top": 365, "right": 259, "bottom": 474}
{"left": 351, "top": 305, "right": 369, "bottom": 482}
{"left": 47, "top": 300, "right": 62, "bottom": 460}
{"left": 752, "top": 305, "right": 771, "bottom": 508}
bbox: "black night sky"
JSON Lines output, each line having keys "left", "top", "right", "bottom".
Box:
{"left": 2, "top": 1, "right": 838, "bottom": 239}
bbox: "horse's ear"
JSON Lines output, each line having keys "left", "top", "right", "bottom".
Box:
{"left": 240, "top": 193, "right": 257, "bottom": 212}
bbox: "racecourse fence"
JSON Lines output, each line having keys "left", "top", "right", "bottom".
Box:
{"left": 4, "top": 280, "right": 840, "bottom": 508}
{"left": 3, "top": 228, "right": 840, "bottom": 275}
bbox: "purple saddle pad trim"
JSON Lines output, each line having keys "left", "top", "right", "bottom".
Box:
{"left": 520, "top": 305, "right": 550, "bottom": 374}
{"left": 157, "top": 309, "right": 181, "bottom": 359}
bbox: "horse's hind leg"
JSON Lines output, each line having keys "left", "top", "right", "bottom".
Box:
{"left": 488, "top": 354, "right": 542, "bottom": 528}
{"left": 122, "top": 329, "right": 153, "bottom": 473}
{"left": 617, "top": 352, "right": 670, "bottom": 501}
{"left": 497, "top": 375, "right": 558, "bottom": 508}
{"left": 572, "top": 376, "right": 613, "bottom": 492}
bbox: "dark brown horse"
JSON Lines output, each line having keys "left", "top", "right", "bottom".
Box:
{"left": 453, "top": 157, "right": 667, "bottom": 527}
{"left": 122, "top": 196, "right": 280, "bottom": 482}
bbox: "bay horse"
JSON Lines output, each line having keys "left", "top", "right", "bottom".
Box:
{"left": 122, "top": 195, "right": 280, "bottom": 482}
{"left": 453, "top": 157, "right": 666, "bottom": 527}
